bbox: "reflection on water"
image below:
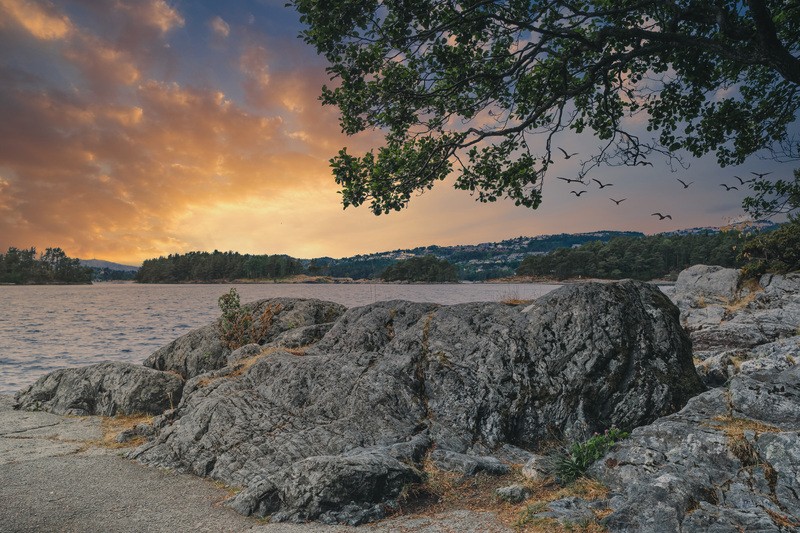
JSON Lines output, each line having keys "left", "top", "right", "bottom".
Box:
{"left": 0, "top": 282, "right": 559, "bottom": 395}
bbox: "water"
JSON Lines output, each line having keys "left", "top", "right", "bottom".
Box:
{"left": 0, "top": 282, "right": 559, "bottom": 396}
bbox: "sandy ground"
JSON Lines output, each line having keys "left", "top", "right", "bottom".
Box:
{"left": 0, "top": 395, "right": 509, "bottom": 533}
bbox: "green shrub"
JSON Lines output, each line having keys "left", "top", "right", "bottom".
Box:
{"left": 739, "top": 220, "right": 800, "bottom": 279}
{"left": 217, "top": 288, "right": 281, "bottom": 350}
{"left": 553, "top": 428, "right": 629, "bottom": 484}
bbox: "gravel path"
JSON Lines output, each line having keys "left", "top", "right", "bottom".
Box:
{"left": 0, "top": 396, "right": 509, "bottom": 533}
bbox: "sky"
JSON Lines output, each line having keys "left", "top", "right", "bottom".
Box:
{"left": 0, "top": 0, "right": 795, "bottom": 265}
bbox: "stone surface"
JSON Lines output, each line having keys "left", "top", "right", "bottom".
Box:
{"left": 227, "top": 343, "right": 263, "bottom": 365}
{"left": 495, "top": 484, "right": 530, "bottom": 504}
{"left": 674, "top": 265, "right": 741, "bottom": 306}
{"left": 131, "top": 281, "right": 703, "bottom": 524}
{"left": 0, "top": 394, "right": 513, "bottom": 533}
{"left": 144, "top": 298, "right": 346, "bottom": 378}
{"left": 582, "top": 366, "right": 800, "bottom": 532}
{"left": 695, "top": 336, "right": 800, "bottom": 387}
{"left": 14, "top": 362, "right": 184, "bottom": 416}
{"left": 520, "top": 454, "right": 549, "bottom": 483}
{"left": 673, "top": 268, "right": 800, "bottom": 354}
{"left": 0, "top": 394, "right": 104, "bottom": 464}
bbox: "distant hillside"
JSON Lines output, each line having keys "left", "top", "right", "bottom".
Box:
{"left": 128, "top": 223, "right": 780, "bottom": 283}
{"left": 310, "top": 230, "right": 645, "bottom": 280}
{"left": 80, "top": 259, "right": 139, "bottom": 272}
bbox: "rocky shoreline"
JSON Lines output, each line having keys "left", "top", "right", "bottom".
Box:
{"left": 8, "top": 265, "right": 800, "bottom": 531}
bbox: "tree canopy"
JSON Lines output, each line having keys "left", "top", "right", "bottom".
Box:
{"left": 0, "top": 247, "right": 91, "bottom": 284}
{"left": 381, "top": 255, "right": 459, "bottom": 281}
{"left": 291, "top": 0, "right": 800, "bottom": 214}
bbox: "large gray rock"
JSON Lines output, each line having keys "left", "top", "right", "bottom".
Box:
{"left": 695, "top": 336, "right": 800, "bottom": 387}
{"left": 674, "top": 264, "right": 741, "bottom": 306}
{"left": 580, "top": 366, "right": 800, "bottom": 532}
{"left": 673, "top": 267, "right": 800, "bottom": 354}
{"left": 14, "top": 362, "right": 183, "bottom": 416}
{"left": 143, "top": 298, "right": 346, "bottom": 378}
{"left": 130, "top": 281, "right": 703, "bottom": 524}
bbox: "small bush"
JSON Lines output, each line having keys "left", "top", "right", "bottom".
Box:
{"left": 553, "top": 428, "right": 628, "bottom": 484}
{"left": 217, "top": 288, "right": 281, "bottom": 350}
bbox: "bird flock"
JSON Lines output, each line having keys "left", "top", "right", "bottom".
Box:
{"left": 552, "top": 147, "right": 770, "bottom": 223}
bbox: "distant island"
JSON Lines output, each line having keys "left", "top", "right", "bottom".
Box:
{"left": 0, "top": 247, "right": 91, "bottom": 284}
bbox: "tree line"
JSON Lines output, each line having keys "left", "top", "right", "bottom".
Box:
{"left": 0, "top": 247, "right": 91, "bottom": 284}
{"left": 135, "top": 251, "right": 303, "bottom": 283}
{"left": 516, "top": 231, "right": 746, "bottom": 281}
{"left": 381, "top": 255, "right": 458, "bottom": 282}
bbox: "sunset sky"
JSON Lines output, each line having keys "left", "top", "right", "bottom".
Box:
{"left": 0, "top": 0, "right": 795, "bottom": 265}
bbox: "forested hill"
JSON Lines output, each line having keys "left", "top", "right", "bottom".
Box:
{"left": 313, "top": 230, "right": 644, "bottom": 281}
{"left": 131, "top": 224, "right": 782, "bottom": 283}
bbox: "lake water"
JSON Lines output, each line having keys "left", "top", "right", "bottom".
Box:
{"left": 0, "top": 282, "right": 560, "bottom": 396}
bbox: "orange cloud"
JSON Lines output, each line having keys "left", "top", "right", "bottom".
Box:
{"left": 0, "top": 0, "right": 73, "bottom": 40}
{"left": 210, "top": 16, "right": 230, "bottom": 39}
{"left": 112, "top": 0, "right": 184, "bottom": 34}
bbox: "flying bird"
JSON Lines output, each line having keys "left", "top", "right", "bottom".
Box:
{"left": 676, "top": 178, "right": 693, "bottom": 188}
{"left": 651, "top": 212, "right": 672, "bottom": 220}
{"left": 570, "top": 190, "right": 587, "bottom": 196}
{"left": 557, "top": 147, "right": 579, "bottom": 159}
{"left": 637, "top": 161, "right": 654, "bottom": 167}
{"left": 720, "top": 183, "right": 739, "bottom": 191}
{"left": 610, "top": 198, "right": 627, "bottom": 205}
{"left": 592, "top": 179, "right": 613, "bottom": 189}
{"left": 751, "top": 171, "right": 772, "bottom": 179}
{"left": 733, "top": 175, "right": 753, "bottom": 185}
{"left": 557, "top": 176, "right": 585, "bottom": 184}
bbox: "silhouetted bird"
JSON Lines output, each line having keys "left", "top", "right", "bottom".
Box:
{"left": 720, "top": 183, "right": 739, "bottom": 191}
{"left": 557, "top": 176, "right": 584, "bottom": 184}
{"left": 593, "top": 179, "right": 613, "bottom": 189}
{"left": 750, "top": 171, "right": 772, "bottom": 179}
{"left": 676, "top": 178, "right": 693, "bottom": 188}
{"left": 557, "top": 147, "right": 578, "bottom": 159}
{"left": 637, "top": 161, "right": 654, "bottom": 167}
{"left": 651, "top": 212, "right": 672, "bottom": 220}
{"left": 610, "top": 198, "right": 627, "bottom": 205}
{"left": 734, "top": 175, "right": 753, "bottom": 185}
{"left": 571, "top": 190, "right": 587, "bottom": 196}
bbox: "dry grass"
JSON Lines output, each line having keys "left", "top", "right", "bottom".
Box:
{"left": 197, "top": 345, "right": 308, "bottom": 387}
{"left": 396, "top": 457, "right": 516, "bottom": 516}
{"left": 98, "top": 413, "right": 154, "bottom": 449}
{"left": 764, "top": 507, "right": 800, "bottom": 529}
{"left": 711, "top": 415, "right": 781, "bottom": 440}
{"left": 725, "top": 279, "right": 763, "bottom": 313}
{"left": 710, "top": 415, "right": 781, "bottom": 468}
{"left": 394, "top": 456, "right": 610, "bottom": 533}
{"left": 501, "top": 298, "right": 535, "bottom": 305}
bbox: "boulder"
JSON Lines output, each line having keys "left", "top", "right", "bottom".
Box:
{"left": 578, "top": 366, "right": 800, "bottom": 532}
{"left": 130, "top": 281, "right": 704, "bottom": 524}
{"left": 673, "top": 268, "right": 800, "bottom": 354}
{"left": 674, "top": 265, "right": 740, "bottom": 307}
{"left": 14, "top": 362, "right": 183, "bottom": 416}
{"left": 143, "top": 298, "right": 346, "bottom": 378}
{"left": 495, "top": 484, "right": 530, "bottom": 504}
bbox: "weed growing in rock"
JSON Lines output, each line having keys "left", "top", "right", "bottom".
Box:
{"left": 217, "top": 288, "right": 282, "bottom": 350}
{"left": 553, "top": 428, "right": 628, "bottom": 484}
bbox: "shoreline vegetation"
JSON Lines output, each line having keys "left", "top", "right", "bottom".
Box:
{"left": 132, "top": 225, "right": 778, "bottom": 284}
{"left": 6, "top": 221, "right": 796, "bottom": 286}
{"left": 0, "top": 247, "right": 91, "bottom": 285}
